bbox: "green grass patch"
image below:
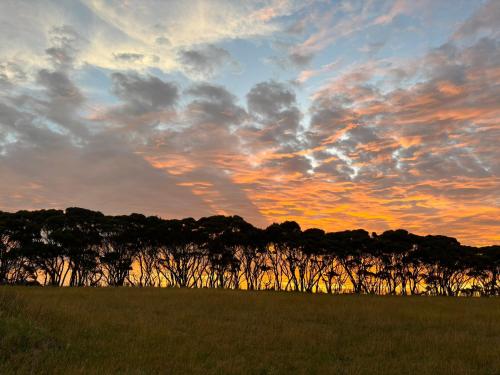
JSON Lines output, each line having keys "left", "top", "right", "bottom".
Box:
{"left": 0, "top": 287, "right": 499, "bottom": 374}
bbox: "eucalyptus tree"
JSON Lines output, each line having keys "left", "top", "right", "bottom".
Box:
{"left": 467, "top": 245, "right": 500, "bottom": 296}
{"left": 155, "top": 217, "right": 206, "bottom": 288}
{"left": 327, "top": 229, "right": 374, "bottom": 294}
{"left": 0, "top": 207, "right": 498, "bottom": 295}
{"left": 265, "top": 221, "right": 303, "bottom": 291}
{"left": 31, "top": 209, "right": 68, "bottom": 286}
{"left": 236, "top": 224, "right": 269, "bottom": 290}
{"left": 128, "top": 214, "right": 164, "bottom": 287}
{"left": 0, "top": 211, "right": 16, "bottom": 284}
{"left": 0, "top": 210, "right": 55, "bottom": 284}
{"left": 297, "top": 228, "right": 329, "bottom": 293}
{"left": 481, "top": 245, "right": 500, "bottom": 295}
{"left": 320, "top": 238, "right": 349, "bottom": 294}
{"left": 418, "top": 235, "right": 473, "bottom": 296}
{"left": 100, "top": 214, "right": 147, "bottom": 286}
{"left": 373, "top": 230, "right": 423, "bottom": 295}
{"left": 0, "top": 211, "right": 31, "bottom": 284}
{"left": 197, "top": 215, "right": 245, "bottom": 289}
{"left": 48, "top": 207, "right": 105, "bottom": 287}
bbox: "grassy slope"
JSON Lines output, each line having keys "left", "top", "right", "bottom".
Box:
{"left": 0, "top": 287, "right": 499, "bottom": 375}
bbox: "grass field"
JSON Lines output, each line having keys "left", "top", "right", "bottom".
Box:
{"left": 0, "top": 288, "right": 499, "bottom": 375}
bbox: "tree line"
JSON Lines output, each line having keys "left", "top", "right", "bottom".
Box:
{"left": 0, "top": 207, "right": 498, "bottom": 296}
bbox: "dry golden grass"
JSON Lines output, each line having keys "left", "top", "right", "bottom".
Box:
{"left": 1, "top": 287, "right": 499, "bottom": 374}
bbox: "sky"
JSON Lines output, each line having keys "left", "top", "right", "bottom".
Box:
{"left": 0, "top": 0, "right": 499, "bottom": 245}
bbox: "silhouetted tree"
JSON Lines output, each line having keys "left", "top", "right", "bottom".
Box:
{"left": 418, "top": 235, "right": 472, "bottom": 296}
{"left": 373, "top": 230, "right": 422, "bottom": 295}
{"left": 49, "top": 208, "right": 104, "bottom": 286}
{"left": 0, "top": 207, "right": 498, "bottom": 295}
{"left": 198, "top": 216, "right": 246, "bottom": 289}
{"left": 100, "top": 215, "right": 145, "bottom": 286}
{"left": 265, "top": 221, "right": 302, "bottom": 291}
{"left": 237, "top": 225, "right": 269, "bottom": 290}
{"left": 327, "top": 230, "right": 373, "bottom": 294}
{"left": 33, "top": 210, "right": 67, "bottom": 286}
{"left": 155, "top": 218, "right": 205, "bottom": 288}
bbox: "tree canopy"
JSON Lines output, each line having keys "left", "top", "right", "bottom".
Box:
{"left": 0, "top": 208, "right": 498, "bottom": 296}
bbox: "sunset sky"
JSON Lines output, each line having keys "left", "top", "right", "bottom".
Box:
{"left": 0, "top": 0, "right": 499, "bottom": 245}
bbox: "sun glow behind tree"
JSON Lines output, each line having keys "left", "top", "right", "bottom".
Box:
{"left": 1, "top": 208, "right": 498, "bottom": 295}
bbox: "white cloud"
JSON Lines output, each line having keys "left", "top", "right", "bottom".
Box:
{"left": 0, "top": 0, "right": 302, "bottom": 75}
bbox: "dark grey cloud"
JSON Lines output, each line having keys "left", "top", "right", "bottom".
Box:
{"left": 45, "top": 25, "right": 84, "bottom": 70}
{"left": 309, "top": 98, "right": 355, "bottom": 131}
{"left": 288, "top": 51, "right": 314, "bottom": 67}
{"left": 37, "top": 69, "right": 83, "bottom": 102}
{"left": 0, "top": 131, "right": 213, "bottom": 219}
{"left": 177, "top": 44, "right": 234, "bottom": 78}
{"left": 148, "top": 83, "right": 245, "bottom": 157}
{"left": 113, "top": 53, "right": 145, "bottom": 63}
{"left": 97, "top": 78, "right": 265, "bottom": 224}
{"left": 453, "top": 0, "right": 500, "bottom": 40}
{"left": 0, "top": 100, "right": 65, "bottom": 154}
{"left": 3, "top": 24, "right": 91, "bottom": 143}
{"left": 187, "top": 83, "right": 237, "bottom": 104}
{"left": 111, "top": 72, "right": 178, "bottom": 115}
{"left": 34, "top": 68, "right": 89, "bottom": 139}
{"left": 185, "top": 83, "right": 246, "bottom": 127}
{"left": 247, "top": 80, "right": 296, "bottom": 119}
{"left": 0, "top": 45, "right": 211, "bottom": 219}
{"left": 266, "top": 154, "right": 312, "bottom": 175}
{"left": 286, "top": 18, "right": 307, "bottom": 35}
{"left": 155, "top": 36, "right": 170, "bottom": 46}
{"left": 245, "top": 80, "right": 304, "bottom": 151}
{"left": 133, "top": 82, "right": 267, "bottom": 225}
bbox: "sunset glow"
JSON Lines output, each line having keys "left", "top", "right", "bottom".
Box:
{"left": 0, "top": 0, "right": 499, "bottom": 245}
